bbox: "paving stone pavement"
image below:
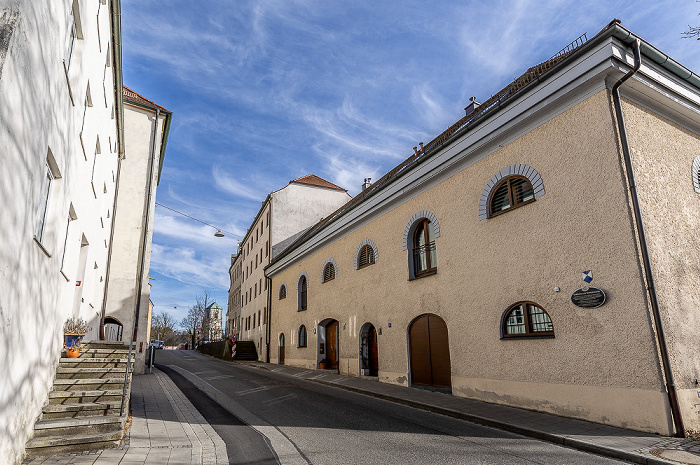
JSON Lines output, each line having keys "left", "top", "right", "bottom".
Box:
{"left": 23, "top": 368, "right": 228, "bottom": 465}
{"left": 243, "top": 360, "right": 700, "bottom": 465}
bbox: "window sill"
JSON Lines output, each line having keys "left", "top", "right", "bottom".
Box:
{"left": 34, "top": 237, "right": 52, "bottom": 257}
{"left": 410, "top": 269, "right": 437, "bottom": 281}
{"left": 297, "top": 308, "right": 307, "bottom": 312}
{"left": 500, "top": 334, "right": 555, "bottom": 340}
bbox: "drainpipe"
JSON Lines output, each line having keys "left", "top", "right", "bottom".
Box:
{"left": 266, "top": 203, "right": 272, "bottom": 363}
{"left": 120, "top": 108, "right": 160, "bottom": 415}
{"left": 612, "top": 39, "right": 685, "bottom": 438}
{"left": 100, "top": 146, "right": 123, "bottom": 339}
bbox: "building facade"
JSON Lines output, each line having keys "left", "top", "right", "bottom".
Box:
{"left": 234, "top": 175, "right": 351, "bottom": 361}
{"left": 0, "top": 1, "right": 123, "bottom": 461}
{"left": 202, "top": 302, "right": 223, "bottom": 341}
{"left": 226, "top": 253, "right": 242, "bottom": 338}
{"left": 102, "top": 86, "right": 170, "bottom": 374}
{"left": 267, "top": 22, "right": 700, "bottom": 436}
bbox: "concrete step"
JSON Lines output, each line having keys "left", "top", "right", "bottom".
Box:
{"left": 83, "top": 341, "right": 132, "bottom": 350}
{"left": 56, "top": 367, "right": 126, "bottom": 379}
{"left": 59, "top": 357, "right": 131, "bottom": 368}
{"left": 24, "top": 430, "right": 122, "bottom": 457}
{"left": 42, "top": 401, "right": 122, "bottom": 419}
{"left": 62, "top": 348, "right": 130, "bottom": 359}
{"left": 49, "top": 389, "right": 123, "bottom": 405}
{"left": 31, "top": 415, "right": 125, "bottom": 438}
{"left": 52, "top": 377, "right": 125, "bottom": 391}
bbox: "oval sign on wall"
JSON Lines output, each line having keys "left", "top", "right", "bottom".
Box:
{"left": 571, "top": 287, "right": 607, "bottom": 308}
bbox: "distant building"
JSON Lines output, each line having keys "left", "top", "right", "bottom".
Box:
{"left": 266, "top": 22, "right": 700, "bottom": 436}
{"left": 226, "top": 253, "right": 242, "bottom": 338}
{"left": 231, "top": 175, "right": 352, "bottom": 361}
{"left": 203, "top": 302, "right": 223, "bottom": 341}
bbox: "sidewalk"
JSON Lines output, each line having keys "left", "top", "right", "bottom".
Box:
{"left": 241, "top": 361, "right": 700, "bottom": 465}
{"left": 23, "top": 368, "right": 228, "bottom": 465}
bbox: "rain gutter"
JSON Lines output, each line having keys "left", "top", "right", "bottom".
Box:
{"left": 611, "top": 38, "right": 685, "bottom": 438}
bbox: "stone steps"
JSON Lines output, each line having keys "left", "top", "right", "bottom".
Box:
{"left": 24, "top": 341, "right": 132, "bottom": 457}
{"left": 49, "top": 389, "right": 124, "bottom": 405}
{"left": 234, "top": 340, "right": 259, "bottom": 361}
{"left": 41, "top": 401, "right": 122, "bottom": 419}
{"left": 52, "top": 377, "right": 126, "bottom": 391}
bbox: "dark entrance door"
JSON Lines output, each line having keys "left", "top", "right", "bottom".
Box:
{"left": 326, "top": 320, "right": 339, "bottom": 369}
{"left": 409, "top": 314, "right": 451, "bottom": 390}
{"left": 279, "top": 334, "right": 285, "bottom": 365}
{"left": 368, "top": 325, "right": 378, "bottom": 376}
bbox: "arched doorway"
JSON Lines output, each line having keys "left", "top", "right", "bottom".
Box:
{"left": 318, "top": 319, "right": 339, "bottom": 370}
{"left": 408, "top": 314, "right": 451, "bottom": 392}
{"left": 278, "top": 333, "right": 285, "bottom": 365}
{"left": 104, "top": 316, "right": 123, "bottom": 341}
{"left": 359, "top": 323, "right": 378, "bottom": 376}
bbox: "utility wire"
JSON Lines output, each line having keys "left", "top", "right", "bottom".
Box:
{"left": 155, "top": 202, "right": 240, "bottom": 238}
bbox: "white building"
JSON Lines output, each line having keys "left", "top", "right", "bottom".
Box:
{"left": 0, "top": 1, "right": 167, "bottom": 461}
{"left": 234, "top": 175, "right": 351, "bottom": 361}
{"left": 103, "top": 86, "right": 171, "bottom": 374}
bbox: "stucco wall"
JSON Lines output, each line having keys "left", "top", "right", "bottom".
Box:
{"left": 105, "top": 103, "right": 164, "bottom": 374}
{"left": 622, "top": 98, "right": 700, "bottom": 431}
{"left": 269, "top": 90, "right": 674, "bottom": 434}
{"left": 0, "top": 1, "right": 120, "bottom": 462}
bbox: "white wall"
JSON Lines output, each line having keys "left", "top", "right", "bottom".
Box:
{"left": 0, "top": 1, "right": 120, "bottom": 462}
{"left": 104, "top": 102, "right": 165, "bottom": 374}
{"left": 271, "top": 183, "right": 351, "bottom": 248}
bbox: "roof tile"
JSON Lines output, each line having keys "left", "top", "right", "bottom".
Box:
{"left": 291, "top": 174, "right": 346, "bottom": 191}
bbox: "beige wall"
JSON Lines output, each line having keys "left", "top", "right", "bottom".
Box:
{"left": 270, "top": 90, "right": 677, "bottom": 434}
{"left": 623, "top": 99, "right": 700, "bottom": 430}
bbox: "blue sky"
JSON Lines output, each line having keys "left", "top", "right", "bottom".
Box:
{"left": 121, "top": 0, "right": 700, "bottom": 324}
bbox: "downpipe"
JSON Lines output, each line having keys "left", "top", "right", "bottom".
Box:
{"left": 612, "top": 39, "right": 685, "bottom": 437}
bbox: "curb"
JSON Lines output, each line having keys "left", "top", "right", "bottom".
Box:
{"left": 244, "top": 363, "right": 674, "bottom": 465}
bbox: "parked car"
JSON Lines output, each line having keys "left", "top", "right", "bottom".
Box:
{"left": 150, "top": 339, "right": 164, "bottom": 349}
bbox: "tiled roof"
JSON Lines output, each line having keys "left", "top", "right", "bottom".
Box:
{"left": 291, "top": 174, "right": 346, "bottom": 191}
{"left": 123, "top": 86, "right": 170, "bottom": 112}
{"left": 269, "top": 25, "right": 608, "bottom": 266}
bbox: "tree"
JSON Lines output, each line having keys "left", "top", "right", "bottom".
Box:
{"left": 180, "top": 292, "right": 211, "bottom": 348}
{"left": 151, "top": 310, "right": 178, "bottom": 346}
{"left": 683, "top": 5, "right": 700, "bottom": 40}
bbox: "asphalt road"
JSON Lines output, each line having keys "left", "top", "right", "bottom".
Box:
{"left": 155, "top": 350, "right": 630, "bottom": 465}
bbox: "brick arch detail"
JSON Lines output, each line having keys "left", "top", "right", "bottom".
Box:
{"left": 402, "top": 211, "right": 441, "bottom": 251}
{"left": 354, "top": 239, "right": 379, "bottom": 269}
{"left": 478, "top": 164, "right": 545, "bottom": 220}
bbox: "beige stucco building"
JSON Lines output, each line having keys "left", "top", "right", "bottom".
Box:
{"left": 233, "top": 175, "right": 351, "bottom": 361}
{"left": 266, "top": 22, "right": 700, "bottom": 437}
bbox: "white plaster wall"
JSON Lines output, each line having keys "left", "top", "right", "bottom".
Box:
{"left": 270, "top": 183, "right": 351, "bottom": 248}
{"left": 104, "top": 102, "right": 165, "bottom": 375}
{"left": 0, "top": 1, "right": 119, "bottom": 462}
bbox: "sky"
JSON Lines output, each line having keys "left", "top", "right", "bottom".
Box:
{"left": 121, "top": 0, "right": 700, "bottom": 324}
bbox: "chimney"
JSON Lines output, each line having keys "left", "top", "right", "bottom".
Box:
{"left": 362, "top": 178, "right": 372, "bottom": 191}
{"left": 465, "top": 96, "right": 480, "bottom": 116}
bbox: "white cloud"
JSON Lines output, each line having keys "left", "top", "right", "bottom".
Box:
{"left": 211, "top": 165, "right": 266, "bottom": 201}
{"left": 150, "top": 243, "right": 230, "bottom": 289}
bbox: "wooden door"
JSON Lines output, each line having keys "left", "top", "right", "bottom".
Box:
{"left": 279, "top": 334, "right": 285, "bottom": 365}
{"left": 409, "top": 314, "right": 451, "bottom": 389}
{"left": 326, "top": 321, "right": 339, "bottom": 369}
{"left": 368, "top": 326, "right": 378, "bottom": 376}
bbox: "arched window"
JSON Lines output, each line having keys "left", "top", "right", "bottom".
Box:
{"left": 693, "top": 156, "right": 700, "bottom": 193}
{"left": 298, "top": 275, "right": 307, "bottom": 311}
{"left": 323, "top": 262, "right": 336, "bottom": 282}
{"left": 490, "top": 176, "right": 535, "bottom": 216}
{"left": 298, "top": 325, "right": 307, "bottom": 348}
{"left": 358, "top": 245, "right": 375, "bottom": 269}
{"left": 501, "top": 302, "right": 554, "bottom": 338}
{"left": 279, "top": 284, "right": 287, "bottom": 300}
{"left": 413, "top": 219, "right": 436, "bottom": 277}
{"left": 479, "top": 164, "right": 545, "bottom": 220}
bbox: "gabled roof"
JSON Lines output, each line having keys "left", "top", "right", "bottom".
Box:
{"left": 291, "top": 174, "right": 346, "bottom": 191}
{"left": 123, "top": 86, "right": 170, "bottom": 112}
{"left": 267, "top": 20, "right": 700, "bottom": 269}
